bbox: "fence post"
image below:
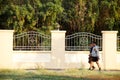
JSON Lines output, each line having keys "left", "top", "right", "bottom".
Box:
{"left": 102, "top": 31, "right": 118, "bottom": 70}
{"left": 51, "top": 30, "right": 66, "bottom": 69}
{"left": 0, "top": 30, "right": 14, "bottom": 69}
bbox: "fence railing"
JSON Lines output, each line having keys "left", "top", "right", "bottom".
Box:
{"left": 117, "top": 36, "right": 120, "bottom": 51}
{"left": 65, "top": 32, "right": 102, "bottom": 51}
{"left": 13, "top": 31, "right": 51, "bottom": 51}
{"left": 13, "top": 31, "right": 103, "bottom": 51}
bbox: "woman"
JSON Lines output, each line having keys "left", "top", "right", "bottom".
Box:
{"left": 88, "top": 42, "right": 101, "bottom": 71}
{"left": 88, "top": 43, "right": 95, "bottom": 70}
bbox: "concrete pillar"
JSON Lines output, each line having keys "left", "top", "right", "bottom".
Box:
{"left": 51, "top": 30, "right": 66, "bottom": 69}
{"left": 0, "top": 30, "right": 14, "bottom": 69}
{"left": 102, "top": 31, "right": 118, "bottom": 70}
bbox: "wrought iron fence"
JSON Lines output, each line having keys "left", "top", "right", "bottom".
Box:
{"left": 13, "top": 31, "right": 51, "bottom": 51}
{"left": 117, "top": 36, "right": 120, "bottom": 51}
{"left": 65, "top": 32, "right": 102, "bottom": 51}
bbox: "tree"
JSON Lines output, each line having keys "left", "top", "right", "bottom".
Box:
{"left": 95, "top": 0, "right": 120, "bottom": 34}
{"left": 39, "top": 0, "right": 63, "bottom": 34}
{"left": 0, "top": 0, "right": 63, "bottom": 34}
{"left": 0, "top": 0, "right": 120, "bottom": 35}
{"left": 59, "top": 0, "right": 99, "bottom": 35}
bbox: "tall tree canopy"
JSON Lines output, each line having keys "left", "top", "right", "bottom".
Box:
{"left": 0, "top": 0, "right": 63, "bottom": 34}
{"left": 0, "top": 0, "right": 120, "bottom": 35}
{"left": 59, "top": 0, "right": 99, "bottom": 34}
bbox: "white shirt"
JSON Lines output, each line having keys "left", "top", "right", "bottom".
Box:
{"left": 91, "top": 46, "right": 99, "bottom": 57}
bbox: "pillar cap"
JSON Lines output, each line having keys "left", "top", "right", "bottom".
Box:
{"left": 0, "top": 30, "right": 14, "bottom": 33}
{"left": 51, "top": 30, "right": 66, "bottom": 33}
{"left": 102, "top": 31, "right": 118, "bottom": 34}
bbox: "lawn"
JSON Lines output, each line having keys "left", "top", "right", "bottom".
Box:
{"left": 0, "top": 69, "right": 120, "bottom": 80}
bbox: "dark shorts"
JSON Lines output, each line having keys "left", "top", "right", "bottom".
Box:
{"left": 88, "top": 56, "right": 99, "bottom": 63}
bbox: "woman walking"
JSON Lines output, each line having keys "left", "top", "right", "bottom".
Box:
{"left": 88, "top": 42, "right": 101, "bottom": 71}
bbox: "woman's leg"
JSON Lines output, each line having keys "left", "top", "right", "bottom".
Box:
{"left": 89, "top": 61, "right": 94, "bottom": 70}
{"left": 96, "top": 61, "right": 101, "bottom": 71}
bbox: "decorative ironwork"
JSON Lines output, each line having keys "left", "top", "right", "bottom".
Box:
{"left": 117, "top": 36, "right": 120, "bottom": 51}
{"left": 65, "top": 32, "right": 102, "bottom": 51}
{"left": 79, "top": 37, "right": 88, "bottom": 46}
{"left": 13, "top": 31, "right": 51, "bottom": 51}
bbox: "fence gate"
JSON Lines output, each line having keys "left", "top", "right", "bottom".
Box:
{"left": 13, "top": 31, "right": 51, "bottom": 51}
{"left": 65, "top": 32, "right": 102, "bottom": 51}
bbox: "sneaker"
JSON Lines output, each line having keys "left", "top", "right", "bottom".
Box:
{"left": 92, "top": 66, "right": 95, "bottom": 70}
{"left": 88, "top": 68, "right": 91, "bottom": 70}
{"left": 99, "top": 68, "right": 101, "bottom": 71}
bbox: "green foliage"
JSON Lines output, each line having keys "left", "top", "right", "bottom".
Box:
{"left": 59, "top": 0, "right": 86, "bottom": 34}
{"left": 0, "top": 0, "right": 120, "bottom": 35}
{"left": 105, "top": 18, "right": 115, "bottom": 30}
{"left": 0, "top": 0, "right": 63, "bottom": 34}
{"left": 95, "top": 0, "right": 120, "bottom": 34}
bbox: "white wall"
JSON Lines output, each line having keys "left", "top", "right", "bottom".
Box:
{"left": 12, "top": 51, "right": 104, "bottom": 69}
{"left": 12, "top": 51, "right": 120, "bottom": 70}
{"left": 13, "top": 51, "right": 51, "bottom": 62}
{"left": 0, "top": 30, "right": 120, "bottom": 70}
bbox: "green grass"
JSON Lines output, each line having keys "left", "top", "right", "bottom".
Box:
{"left": 0, "top": 69, "right": 120, "bottom": 80}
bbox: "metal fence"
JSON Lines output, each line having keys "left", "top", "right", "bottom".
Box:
{"left": 13, "top": 31, "right": 51, "bottom": 51}
{"left": 117, "top": 36, "right": 120, "bottom": 51}
{"left": 65, "top": 32, "right": 102, "bottom": 51}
